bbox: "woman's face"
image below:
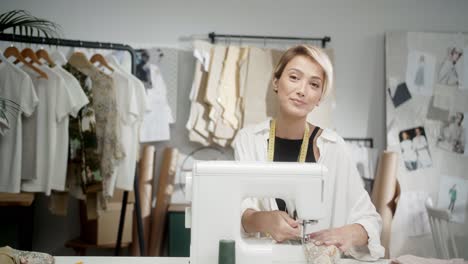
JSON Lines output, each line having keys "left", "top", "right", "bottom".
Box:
{"left": 274, "top": 55, "right": 324, "bottom": 119}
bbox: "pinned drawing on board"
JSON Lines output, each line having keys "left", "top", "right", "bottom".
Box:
{"left": 406, "top": 51, "right": 436, "bottom": 96}
{"left": 438, "top": 47, "right": 463, "bottom": 88}
{"left": 437, "top": 176, "right": 468, "bottom": 223}
{"left": 437, "top": 112, "right": 466, "bottom": 155}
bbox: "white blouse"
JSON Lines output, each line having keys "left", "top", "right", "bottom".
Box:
{"left": 232, "top": 119, "right": 385, "bottom": 261}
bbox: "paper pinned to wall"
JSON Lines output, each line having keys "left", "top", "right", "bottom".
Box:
{"left": 437, "top": 175, "right": 468, "bottom": 223}
{"left": 406, "top": 51, "right": 436, "bottom": 96}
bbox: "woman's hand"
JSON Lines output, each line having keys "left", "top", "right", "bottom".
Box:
{"left": 306, "top": 224, "right": 368, "bottom": 253}
{"left": 242, "top": 209, "right": 301, "bottom": 243}
{"left": 265, "top": 211, "right": 301, "bottom": 242}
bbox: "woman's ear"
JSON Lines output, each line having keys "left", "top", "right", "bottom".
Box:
{"left": 272, "top": 78, "right": 278, "bottom": 93}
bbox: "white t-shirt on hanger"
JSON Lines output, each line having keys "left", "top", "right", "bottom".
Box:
{"left": 49, "top": 65, "right": 89, "bottom": 192}
{"left": 0, "top": 59, "right": 38, "bottom": 193}
{"left": 105, "top": 66, "right": 139, "bottom": 196}
{"left": 107, "top": 55, "right": 148, "bottom": 191}
{"left": 140, "top": 64, "right": 172, "bottom": 142}
{"left": 21, "top": 65, "right": 74, "bottom": 195}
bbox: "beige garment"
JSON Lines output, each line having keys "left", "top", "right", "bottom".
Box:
{"left": 235, "top": 47, "right": 250, "bottom": 130}
{"left": 243, "top": 47, "right": 276, "bottom": 127}
{"left": 188, "top": 42, "right": 214, "bottom": 145}
{"left": 204, "top": 45, "right": 227, "bottom": 123}
{"left": 189, "top": 130, "right": 211, "bottom": 146}
{"left": 193, "top": 62, "right": 211, "bottom": 139}
{"left": 219, "top": 46, "right": 241, "bottom": 129}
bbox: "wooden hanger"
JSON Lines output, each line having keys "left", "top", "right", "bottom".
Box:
{"left": 68, "top": 51, "right": 93, "bottom": 70}
{"left": 21, "top": 48, "right": 43, "bottom": 65}
{"left": 90, "top": 53, "right": 114, "bottom": 72}
{"left": 4, "top": 46, "right": 48, "bottom": 79}
{"left": 36, "top": 49, "right": 56, "bottom": 67}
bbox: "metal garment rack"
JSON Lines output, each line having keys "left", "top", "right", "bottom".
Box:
{"left": 0, "top": 33, "right": 144, "bottom": 256}
{"left": 208, "top": 32, "right": 331, "bottom": 48}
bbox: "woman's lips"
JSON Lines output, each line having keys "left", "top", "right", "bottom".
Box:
{"left": 290, "top": 98, "right": 306, "bottom": 106}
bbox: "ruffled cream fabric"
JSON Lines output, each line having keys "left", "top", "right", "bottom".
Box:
{"left": 303, "top": 243, "right": 341, "bottom": 264}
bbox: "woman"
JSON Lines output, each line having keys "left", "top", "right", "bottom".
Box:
{"left": 233, "top": 45, "right": 384, "bottom": 260}
{"left": 438, "top": 112, "right": 465, "bottom": 154}
{"left": 400, "top": 131, "right": 418, "bottom": 170}
{"left": 412, "top": 127, "right": 432, "bottom": 168}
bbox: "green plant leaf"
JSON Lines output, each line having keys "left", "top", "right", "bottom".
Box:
{"left": 0, "top": 10, "right": 61, "bottom": 38}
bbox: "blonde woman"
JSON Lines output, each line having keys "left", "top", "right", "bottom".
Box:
{"left": 233, "top": 45, "right": 384, "bottom": 261}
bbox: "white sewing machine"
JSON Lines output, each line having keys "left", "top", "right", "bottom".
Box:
{"left": 185, "top": 161, "right": 329, "bottom": 264}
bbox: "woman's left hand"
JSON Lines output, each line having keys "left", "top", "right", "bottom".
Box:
{"left": 306, "top": 224, "right": 368, "bottom": 253}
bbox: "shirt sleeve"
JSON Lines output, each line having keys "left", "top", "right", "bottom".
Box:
{"left": 232, "top": 128, "right": 265, "bottom": 237}
{"left": 341, "top": 143, "right": 385, "bottom": 260}
{"left": 20, "top": 74, "right": 38, "bottom": 117}
{"left": 56, "top": 75, "right": 75, "bottom": 122}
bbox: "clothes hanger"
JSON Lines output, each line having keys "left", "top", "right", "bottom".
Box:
{"left": 4, "top": 46, "right": 48, "bottom": 79}
{"left": 68, "top": 51, "right": 93, "bottom": 70}
{"left": 36, "top": 48, "right": 56, "bottom": 67}
{"left": 89, "top": 53, "right": 114, "bottom": 72}
{"left": 20, "top": 47, "right": 43, "bottom": 65}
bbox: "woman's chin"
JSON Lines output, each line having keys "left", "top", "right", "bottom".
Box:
{"left": 280, "top": 106, "right": 310, "bottom": 119}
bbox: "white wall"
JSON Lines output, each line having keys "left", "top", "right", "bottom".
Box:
{"left": 2, "top": 0, "right": 468, "bottom": 150}
{"left": 2, "top": 0, "right": 468, "bottom": 257}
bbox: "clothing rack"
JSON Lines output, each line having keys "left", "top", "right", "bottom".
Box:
{"left": 208, "top": 32, "right": 331, "bottom": 48}
{"left": 0, "top": 33, "right": 144, "bottom": 256}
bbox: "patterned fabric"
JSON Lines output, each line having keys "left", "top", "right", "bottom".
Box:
{"left": 64, "top": 63, "right": 124, "bottom": 196}
{"left": 0, "top": 246, "right": 54, "bottom": 264}
{"left": 302, "top": 243, "right": 340, "bottom": 264}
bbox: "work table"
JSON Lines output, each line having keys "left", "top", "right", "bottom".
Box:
{"left": 55, "top": 256, "right": 391, "bottom": 264}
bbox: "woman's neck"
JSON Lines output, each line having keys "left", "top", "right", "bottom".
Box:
{"left": 275, "top": 113, "right": 308, "bottom": 140}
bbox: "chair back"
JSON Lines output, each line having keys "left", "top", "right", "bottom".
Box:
{"left": 425, "top": 198, "right": 458, "bottom": 259}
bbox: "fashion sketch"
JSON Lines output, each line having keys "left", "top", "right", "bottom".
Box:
{"left": 414, "top": 55, "right": 425, "bottom": 88}
{"left": 437, "top": 112, "right": 465, "bottom": 154}
{"left": 438, "top": 47, "right": 463, "bottom": 86}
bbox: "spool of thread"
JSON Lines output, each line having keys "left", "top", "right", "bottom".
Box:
{"left": 218, "top": 239, "right": 235, "bottom": 264}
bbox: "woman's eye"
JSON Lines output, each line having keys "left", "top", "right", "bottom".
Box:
{"left": 310, "top": 82, "right": 319, "bottom": 88}
{"left": 289, "top": 75, "right": 299, "bottom": 81}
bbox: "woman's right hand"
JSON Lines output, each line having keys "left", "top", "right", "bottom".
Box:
{"left": 242, "top": 209, "right": 301, "bottom": 242}
{"left": 265, "top": 211, "right": 301, "bottom": 242}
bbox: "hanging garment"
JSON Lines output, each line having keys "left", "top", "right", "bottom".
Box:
{"left": 64, "top": 61, "right": 124, "bottom": 197}
{"left": 186, "top": 41, "right": 211, "bottom": 140}
{"left": 191, "top": 42, "right": 213, "bottom": 143}
{"left": 107, "top": 55, "right": 148, "bottom": 191}
{"left": 204, "top": 45, "right": 227, "bottom": 127}
{"left": 49, "top": 65, "right": 89, "bottom": 192}
{"left": 0, "top": 58, "right": 38, "bottom": 193}
{"left": 21, "top": 65, "right": 75, "bottom": 195}
{"left": 218, "top": 46, "right": 241, "bottom": 129}
{"left": 242, "top": 47, "right": 275, "bottom": 127}
{"left": 140, "top": 64, "right": 172, "bottom": 142}
{"left": 103, "top": 66, "right": 139, "bottom": 196}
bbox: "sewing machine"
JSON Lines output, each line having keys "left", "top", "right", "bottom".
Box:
{"left": 185, "top": 161, "right": 329, "bottom": 264}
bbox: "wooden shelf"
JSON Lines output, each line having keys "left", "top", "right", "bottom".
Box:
{"left": 0, "top": 193, "right": 35, "bottom": 206}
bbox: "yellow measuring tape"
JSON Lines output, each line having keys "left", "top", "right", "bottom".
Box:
{"left": 268, "top": 119, "right": 310, "bottom": 162}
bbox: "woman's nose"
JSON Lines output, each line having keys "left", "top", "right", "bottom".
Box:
{"left": 296, "top": 81, "right": 307, "bottom": 97}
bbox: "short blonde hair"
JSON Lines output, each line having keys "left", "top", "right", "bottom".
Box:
{"left": 273, "top": 45, "right": 334, "bottom": 101}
